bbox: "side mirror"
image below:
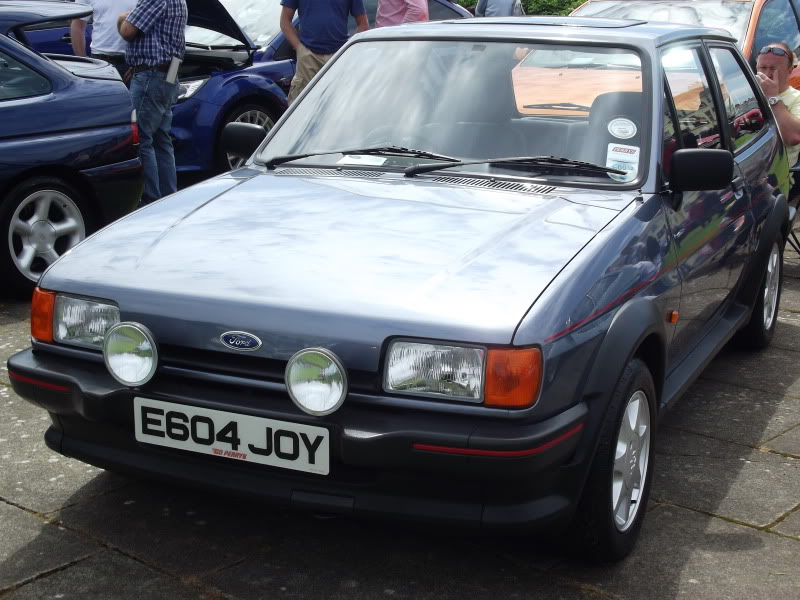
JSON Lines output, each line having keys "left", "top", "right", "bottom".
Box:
{"left": 670, "top": 148, "right": 734, "bottom": 193}
{"left": 222, "top": 122, "right": 267, "bottom": 162}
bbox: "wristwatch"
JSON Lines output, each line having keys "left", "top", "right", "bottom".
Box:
{"left": 768, "top": 96, "right": 781, "bottom": 106}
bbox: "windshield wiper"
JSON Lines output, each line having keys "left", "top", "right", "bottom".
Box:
{"left": 265, "top": 145, "right": 460, "bottom": 169}
{"left": 404, "top": 156, "right": 625, "bottom": 178}
{"left": 186, "top": 41, "right": 249, "bottom": 50}
{"left": 523, "top": 102, "right": 592, "bottom": 112}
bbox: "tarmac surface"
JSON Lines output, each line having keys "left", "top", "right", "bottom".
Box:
{"left": 1, "top": 250, "right": 799, "bottom": 599}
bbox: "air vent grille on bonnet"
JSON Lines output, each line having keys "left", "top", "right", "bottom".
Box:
{"left": 429, "top": 176, "right": 556, "bottom": 194}
{"left": 274, "top": 167, "right": 556, "bottom": 194}
{"left": 275, "top": 168, "right": 384, "bottom": 178}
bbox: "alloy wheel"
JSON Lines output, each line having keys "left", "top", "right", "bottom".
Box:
{"left": 763, "top": 242, "right": 780, "bottom": 332}
{"left": 227, "top": 109, "right": 274, "bottom": 170}
{"left": 8, "top": 189, "right": 85, "bottom": 282}
{"left": 611, "top": 389, "right": 651, "bottom": 532}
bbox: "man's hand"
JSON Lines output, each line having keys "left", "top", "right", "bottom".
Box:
{"left": 756, "top": 71, "right": 780, "bottom": 97}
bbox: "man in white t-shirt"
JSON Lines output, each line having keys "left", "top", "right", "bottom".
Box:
{"left": 71, "top": 0, "right": 137, "bottom": 77}
{"left": 756, "top": 42, "right": 800, "bottom": 177}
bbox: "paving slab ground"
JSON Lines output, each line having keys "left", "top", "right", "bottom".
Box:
{"left": 1, "top": 247, "right": 799, "bottom": 599}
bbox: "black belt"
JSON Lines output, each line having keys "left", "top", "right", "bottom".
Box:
{"left": 131, "top": 63, "right": 170, "bottom": 73}
{"left": 93, "top": 53, "right": 125, "bottom": 65}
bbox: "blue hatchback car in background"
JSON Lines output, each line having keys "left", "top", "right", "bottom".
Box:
{"left": 22, "top": 0, "right": 472, "bottom": 175}
{"left": 0, "top": 1, "right": 142, "bottom": 296}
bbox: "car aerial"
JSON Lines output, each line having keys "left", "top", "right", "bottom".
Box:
{"left": 572, "top": 0, "right": 800, "bottom": 89}
{"left": 8, "top": 17, "right": 792, "bottom": 561}
{"left": 0, "top": 0, "right": 142, "bottom": 296}
{"left": 17, "top": 0, "right": 472, "bottom": 174}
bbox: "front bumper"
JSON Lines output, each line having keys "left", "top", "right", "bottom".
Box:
{"left": 9, "top": 347, "right": 589, "bottom": 531}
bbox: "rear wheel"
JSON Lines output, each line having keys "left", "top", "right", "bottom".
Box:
{"left": 216, "top": 103, "right": 275, "bottom": 172}
{"left": 569, "top": 357, "right": 656, "bottom": 562}
{"left": 736, "top": 238, "right": 783, "bottom": 349}
{"left": 1, "top": 177, "right": 90, "bottom": 297}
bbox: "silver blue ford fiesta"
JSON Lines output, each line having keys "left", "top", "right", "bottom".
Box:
{"left": 9, "top": 17, "right": 792, "bottom": 560}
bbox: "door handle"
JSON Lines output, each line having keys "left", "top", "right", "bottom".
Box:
{"left": 59, "top": 34, "right": 72, "bottom": 42}
{"left": 731, "top": 177, "right": 747, "bottom": 201}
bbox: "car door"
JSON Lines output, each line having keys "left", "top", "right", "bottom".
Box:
{"left": 660, "top": 44, "right": 753, "bottom": 365}
{"left": 706, "top": 43, "right": 783, "bottom": 236}
{"left": 19, "top": 20, "right": 92, "bottom": 56}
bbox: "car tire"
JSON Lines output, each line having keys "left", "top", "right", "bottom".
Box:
{"left": 215, "top": 103, "right": 276, "bottom": 173}
{"left": 735, "top": 237, "right": 783, "bottom": 350}
{"left": 568, "top": 357, "right": 656, "bottom": 562}
{"left": 1, "top": 177, "right": 91, "bottom": 298}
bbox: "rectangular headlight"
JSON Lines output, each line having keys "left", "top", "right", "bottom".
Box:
{"left": 54, "top": 295, "right": 120, "bottom": 350}
{"left": 384, "top": 341, "right": 485, "bottom": 402}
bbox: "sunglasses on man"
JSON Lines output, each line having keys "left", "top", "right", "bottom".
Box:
{"left": 759, "top": 45, "right": 793, "bottom": 60}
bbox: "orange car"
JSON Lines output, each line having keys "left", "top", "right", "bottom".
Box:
{"left": 571, "top": 0, "right": 800, "bottom": 89}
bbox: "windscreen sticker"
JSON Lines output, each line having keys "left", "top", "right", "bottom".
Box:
{"left": 336, "top": 155, "right": 387, "bottom": 166}
{"left": 606, "top": 144, "right": 639, "bottom": 183}
{"left": 608, "top": 118, "right": 637, "bottom": 139}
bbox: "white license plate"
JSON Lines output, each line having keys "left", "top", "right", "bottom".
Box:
{"left": 134, "top": 398, "right": 329, "bottom": 475}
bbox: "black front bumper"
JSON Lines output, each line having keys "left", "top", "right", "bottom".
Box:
{"left": 9, "top": 347, "right": 590, "bottom": 531}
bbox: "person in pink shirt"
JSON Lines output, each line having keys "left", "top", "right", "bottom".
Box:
{"left": 375, "top": 0, "right": 428, "bottom": 27}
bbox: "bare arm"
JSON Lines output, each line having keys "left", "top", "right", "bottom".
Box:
{"left": 757, "top": 72, "right": 800, "bottom": 146}
{"left": 402, "top": 0, "right": 427, "bottom": 23}
{"left": 70, "top": 19, "right": 87, "bottom": 56}
{"left": 117, "top": 12, "right": 139, "bottom": 42}
{"left": 354, "top": 13, "right": 368, "bottom": 33}
{"left": 280, "top": 6, "right": 301, "bottom": 49}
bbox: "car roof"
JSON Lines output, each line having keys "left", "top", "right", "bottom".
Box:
{"left": 0, "top": 1, "right": 91, "bottom": 35}
{"left": 355, "top": 16, "right": 736, "bottom": 47}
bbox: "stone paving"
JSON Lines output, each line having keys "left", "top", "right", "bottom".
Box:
{"left": 1, "top": 253, "right": 798, "bottom": 600}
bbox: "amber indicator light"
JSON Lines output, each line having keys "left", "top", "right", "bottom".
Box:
{"left": 484, "top": 347, "right": 542, "bottom": 408}
{"left": 31, "top": 288, "right": 56, "bottom": 343}
{"left": 667, "top": 311, "right": 679, "bottom": 324}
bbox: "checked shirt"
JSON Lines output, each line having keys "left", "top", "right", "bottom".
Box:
{"left": 125, "top": 0, "right": 187, "bottom": 67}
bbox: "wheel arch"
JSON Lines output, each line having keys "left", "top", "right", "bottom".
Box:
{"left": 736, "top": 191, "right": 789, "bottom": 310}
{"left": 569, "top": 297, "right": 667, "bottom": 472}
{"left": 0, "top": 166, "right": 96, "bottom": 225}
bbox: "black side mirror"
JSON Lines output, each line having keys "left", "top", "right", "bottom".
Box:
{"left": 222, "top": 122, "right": 267, "bottom": 162}
{"left": 670, "top": 148, "right": 734, "bottom": 193}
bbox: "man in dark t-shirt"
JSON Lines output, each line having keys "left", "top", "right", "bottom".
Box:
{"left": 280, "top": 0, "right": 368, "bottom": 103}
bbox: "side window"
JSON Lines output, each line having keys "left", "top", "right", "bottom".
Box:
{"left": 709, "top": 47, "right": 766, "bottom": 152}
{"left": 753, "top": 0, "right": 800, "bottom": 61}
{"left": 0, "top": 51, "right": 51, "bottom": 101}
{"left": 428, "top": 0, "right": 462, "bottom": 20}
{"left": 662, "top": 46, "right": 722, "bottom": 150}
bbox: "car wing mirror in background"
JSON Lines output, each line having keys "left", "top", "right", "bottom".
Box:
{"left": 668, "top": 148, "right": 734, "bottom": 209}
{"left": 222, "top": 122, "right": 268, "bottom": 163}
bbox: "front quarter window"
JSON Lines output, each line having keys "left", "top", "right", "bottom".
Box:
{"left": 260, "top": 40, "right": 648, "bottom": 185}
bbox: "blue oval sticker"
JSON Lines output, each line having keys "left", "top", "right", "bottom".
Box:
{"left": 220, "top": 331, "right": 262, "bottom": 352}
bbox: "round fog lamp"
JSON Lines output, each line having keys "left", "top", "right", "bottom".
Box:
{"left": 103, "top": 322, "right": 158, "bottom": 387}
{"left": 285, "top": 348, "right": 348, "bottom": 416}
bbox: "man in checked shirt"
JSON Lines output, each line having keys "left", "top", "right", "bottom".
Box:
{"left": 117, "top": 0, "right": 188, "bottom": 206}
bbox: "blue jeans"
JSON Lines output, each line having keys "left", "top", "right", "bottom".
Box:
{"left": 130, "top": 70, "right": 179, "bottom": 206}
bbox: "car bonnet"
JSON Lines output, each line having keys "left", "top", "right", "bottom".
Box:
{"left": 186, "top": 0, "right": 256, "bottom": 49}
{"left": 40, "top": 173, "right": 629, "bottom": 349}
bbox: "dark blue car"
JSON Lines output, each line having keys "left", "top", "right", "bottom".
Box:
{"left": 23, "top": 0, "right": 472, "bottom": 174}
{"left": 0, "top": 1, "right": 142, "bottom": 296}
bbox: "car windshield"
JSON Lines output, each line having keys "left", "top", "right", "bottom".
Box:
{"left": 184, "top": 0, "right": 282, "bottom": 47}
{"left": 260, "top": 40, "right": 648, "bottom": 184}
{"left": 572, "top": 1, "right": 754, "bottom": 45}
